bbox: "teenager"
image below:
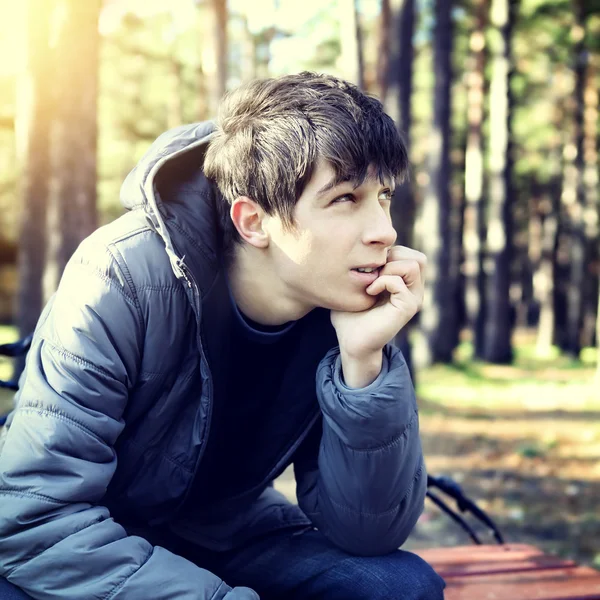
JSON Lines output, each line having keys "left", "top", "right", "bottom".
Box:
{"left": 0, "top": 72, "right": 444, "bottom": 599}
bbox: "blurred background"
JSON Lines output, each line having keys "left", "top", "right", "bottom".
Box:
{"left": 0, "top": 0, "right": 599, "bottom": 569}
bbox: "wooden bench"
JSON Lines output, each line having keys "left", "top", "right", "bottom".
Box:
{"left": 414, "top": 544, "right": 600, "bottom": 599}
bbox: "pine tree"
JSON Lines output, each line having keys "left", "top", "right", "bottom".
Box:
{"left": 479, "top": 0, "right": 519, "bottom": 363}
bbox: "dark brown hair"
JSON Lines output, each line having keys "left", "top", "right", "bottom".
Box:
{"left": 204, "top": 71, "right": 408, "bottom": 256}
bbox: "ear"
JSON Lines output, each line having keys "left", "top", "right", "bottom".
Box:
{"left": 230, "top": 196, "right": 269, "bottom": 248}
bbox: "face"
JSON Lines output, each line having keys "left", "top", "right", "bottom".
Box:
{"left": 263, "top": 160, "right": 397, "bottom": 314}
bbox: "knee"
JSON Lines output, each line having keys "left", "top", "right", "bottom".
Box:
{"left": 396, "top": 552, "right": 446, "bottom": 600}
{"left": 349, "top": 551, "right": 445, "bottom": 600}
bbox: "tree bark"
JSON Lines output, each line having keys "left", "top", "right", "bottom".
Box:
{"left": 241, "top": 14, "right": 257, "bottom": 82}
{"left": 337, "top": 0, "right": 365, "bottom": 88}
{"left": 561, "top": 0, "right": 588, "bottom": 357}
{"left": 377, "top": 0, "right": 393, "bottom": 100}
{"left": 596, "top": 278, "right": 600, "bottom": 382}
{"left": 521, "top": 190, "right": 539, "bottom": 328}
{"left": 463, "top": 0, "right": 488, "bottom": 357}
{"left": 381, "top": 0, "right": 414, "bottom": 142}
{"left": 479, "top": 0, "right": 518, "bottom": 363}
{"left": 381, "top": 0, "right": 416, "bottom": 374}
{"left": 44, "top": 0, "right": 101, "bottom": 300}
{"left": 202, "top": 0, "right": 228, "bottom": 116}
{"left": 532, "top": 65, "right": 568, "bottom": 357}
{"left": 419, "top": 0, "right": 456, "bottom": 365}
{"left": 15, "top": 0, "right": 53, "bottom": 347}
{"left": 580, "top": 47, "right": 598, "bottom": 349}
{"left": 384, "top": 0, "right": 415, "bottom": 252}
{"left": 535, "top": 181, "right": 561, "bottom": 355}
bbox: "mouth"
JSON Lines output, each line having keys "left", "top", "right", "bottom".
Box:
{"left": 350, "top": 266, "right": 382, "bottom": 285}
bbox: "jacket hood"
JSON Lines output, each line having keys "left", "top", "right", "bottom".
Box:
{"left": 119, "top": 121, "right": 222, "bottom": 283}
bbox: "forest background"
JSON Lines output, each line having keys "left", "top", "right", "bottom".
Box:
{"left": 0, "top": 0, "right": 599, "bottom": 568}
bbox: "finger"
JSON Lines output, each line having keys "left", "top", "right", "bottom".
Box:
{"left": 366, "top": 274, "right": 410, "bottom": 297}
{"left": 379, "top": 259, "right": 422, "bottom": 289}
{"left": 387, "top": 246, "right": 427, "bottom": 269}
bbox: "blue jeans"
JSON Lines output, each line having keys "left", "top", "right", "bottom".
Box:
{"left": 177, "top": 525, "right": 446, "bottom": 600}
{"left": 0, "top": 578, "right": 32, "bottom": 600}
{"left": 0, "top": 526, "right": 445, "bottom": 599}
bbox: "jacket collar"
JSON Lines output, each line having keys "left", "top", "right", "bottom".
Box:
{"left": 120, "top": 121, "right": 224, "bottom": 293}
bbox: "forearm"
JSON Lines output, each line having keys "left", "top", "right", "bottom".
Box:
{"left": 297, "top": 344, "right": 426, "bottom": 554}
{"left": 316, "top": 345, "right": 417, "bottom": 448}
{"left": 296, "top": 412, "right": 426, "bottom": 555}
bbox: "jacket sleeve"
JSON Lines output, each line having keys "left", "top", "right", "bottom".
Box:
{"left": 0, "top": 244, "right": 258, "bottom": 600}
{"left": 294, "top": 343, "right": 426, "bottom": 557}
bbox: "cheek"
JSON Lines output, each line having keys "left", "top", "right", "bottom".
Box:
{"left": 283, "top": 230, "right": 314, "bottom": 266}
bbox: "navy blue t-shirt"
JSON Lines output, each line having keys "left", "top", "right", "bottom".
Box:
{"left": 184, "top": 264, "right": 334, "bottom": 512}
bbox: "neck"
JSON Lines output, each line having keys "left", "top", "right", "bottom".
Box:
{"left": 226, "top": 244, "right": 312, "bottom": 326}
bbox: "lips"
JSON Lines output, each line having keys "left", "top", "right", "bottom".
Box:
{"left": 353, "top": 267, "right": 379, "bottom": 273}
{"left": 350, "top": 267, "right": 381, "bottom": 286}
{"left": 352, "top": 264, "right": 385, "bottom": 271}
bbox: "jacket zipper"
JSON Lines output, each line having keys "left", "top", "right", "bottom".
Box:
{"left": 161, "top": 257, "right": 322, "bottom": 518}
{"left": 169, "top": 260, "right": 215, "bottom": 517}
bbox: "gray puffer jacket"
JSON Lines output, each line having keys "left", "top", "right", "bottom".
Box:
{"left": 0, "top": 122, "right": 426, "bottom": 599}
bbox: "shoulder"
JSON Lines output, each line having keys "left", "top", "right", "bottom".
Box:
{"left": 71, "top": 210, "right": 180, "bottom": 295}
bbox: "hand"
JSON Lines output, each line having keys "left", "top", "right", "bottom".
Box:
{"left": 331, "top": 246, "right": 427, "bottom": 360}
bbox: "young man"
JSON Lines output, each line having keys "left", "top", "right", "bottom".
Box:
{"left": 0, "top": 73, "right": 445, "bottom": 599}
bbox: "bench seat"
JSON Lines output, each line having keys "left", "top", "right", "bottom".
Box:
{"left": 414, "top": 544, "right": 600, "bottom": 599}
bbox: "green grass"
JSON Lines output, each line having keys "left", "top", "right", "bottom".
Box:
{"left": 453, "top": 338, "right": 597, "bottom": 368}
{"left": 417, "top": 339, "right": 599, "bottom": 413}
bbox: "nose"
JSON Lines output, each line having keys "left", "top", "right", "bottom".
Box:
{"left": 362, "top": 203, "right": 397, "bottom": 248}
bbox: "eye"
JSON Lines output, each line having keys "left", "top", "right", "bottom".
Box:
{"left": 330, "top": 194, "right": 356, "bottom": 205}
{"left": 379, "top": 188, "right": 394, "bottom": 202}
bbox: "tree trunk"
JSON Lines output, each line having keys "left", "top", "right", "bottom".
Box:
{"left": 521, "top": 190, "right": 540, "bottom": 328}
{"left": 534, "top": 65, "right": 568, "bottom": 356}
{"left": 202, "top": 0, "right": 228, "bottom": 116}
{"left": 14, "top": 0, "right": 53, "bottom": 369}
{"left": 377, "top": 0, "right": 393, "bottom": 100}
{"left": 596, "top": 278, "right": 600, "bottom": 382}
{"left": 553, "top": 221, "right": 570, "bottom": 349}
{"left": 463, "top": 0, "right": 487, "bottom": 357}
{"left": 381, "top": 0, "right": 414, "bottom": 146}
{"left": 553, "top": 64, "right": 574, "bottom": 350}
{"left": 337, "top": 0, "right": 365, "bottom": 88}
{"left": 386, "top": 0, "right": 415, "bottom": 251}
{"left": 561, "top": 0, "right": 587, "bottom": 357}
{"left": 44, "top": 0, "right": 101, "bottom": 301}
{"left": 479, "top": 0, "right": 518, "bottom": 363}
{"left": 535, "top": 177, "right": 561, "bottom": 355}
{"left": 580, "top": 48, "right": 598, "bottom": 349}
{"left": 382, "top": 0, "right": 416, "bottom": 375}
{"left": 241, "top": 14, "right": 257, "bottom": 82}
{"left": 419, "top": 0, "right": 456, "bottom": 365}
{"left": 193, "top": 3, "right": 209, "bottom": 120}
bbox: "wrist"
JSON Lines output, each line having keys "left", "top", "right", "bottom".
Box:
{"left": 339, "top": 348, "right": 383, "bottom": 389}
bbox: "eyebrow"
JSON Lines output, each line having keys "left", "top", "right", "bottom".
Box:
{"left": 316, "top": 177, "right": 350, "bottom": 197}
{"left": 316, "top": 177, "right": 395, "bottom": 197}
